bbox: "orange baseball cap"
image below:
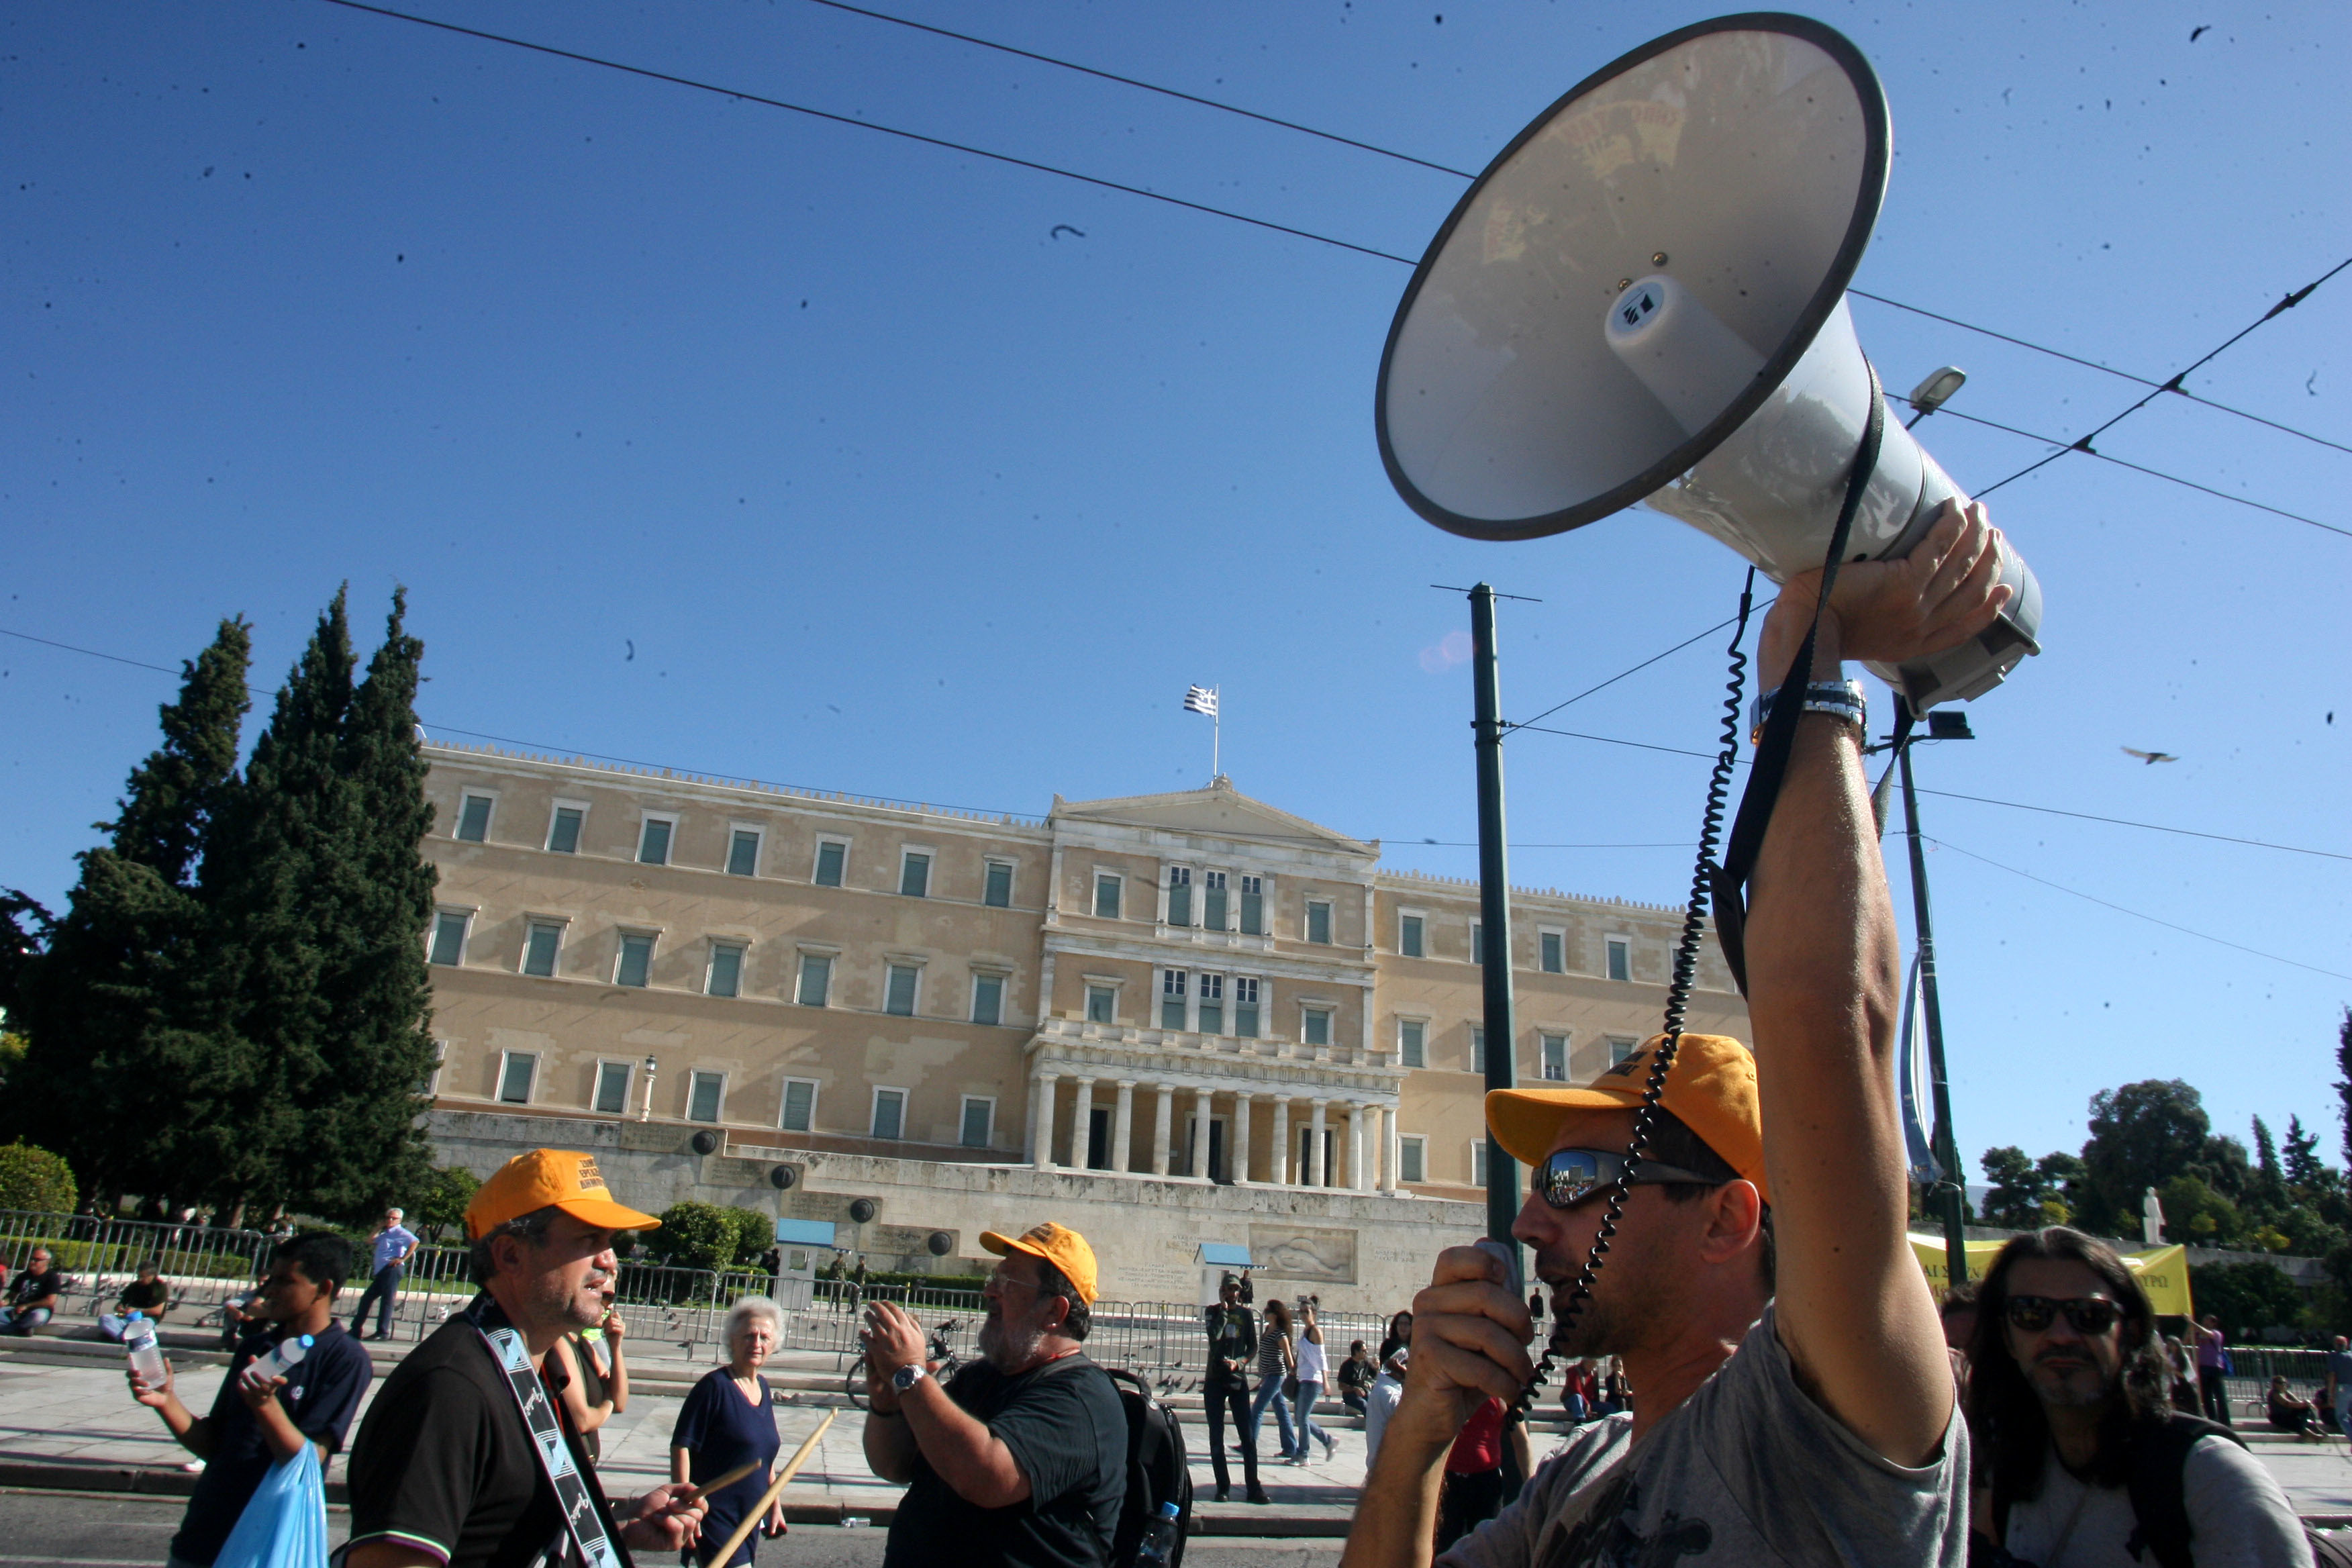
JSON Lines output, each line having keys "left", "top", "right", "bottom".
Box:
{"left": 1485, "top": 1034, "right": 1769, "bottom": 1206}
{"left": 464, "top": 1149, "right": 663, "bottom": 1240}
{"left": 979, "top": 1221, "right": 1099, "bottom": 1304}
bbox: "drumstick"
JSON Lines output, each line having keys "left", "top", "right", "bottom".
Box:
{"left": 681, "top": 1459, "right": 760, "bottom": 1505}
{"left": 702, "top": 1408, "right": 836, "bottom": 1566}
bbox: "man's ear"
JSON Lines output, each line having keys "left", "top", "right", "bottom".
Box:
{"left": 1696, "top": 1179, "right": 1765, "bottom": 1265}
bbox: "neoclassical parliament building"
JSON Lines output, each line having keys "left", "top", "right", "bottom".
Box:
{"left": 418, "top": 741, "right": 1751, "bottom": 1305}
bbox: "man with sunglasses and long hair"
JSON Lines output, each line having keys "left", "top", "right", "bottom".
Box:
{"left": 1341, "top": 503, "right": 2014, "bottom": 1568}
{"left": 1967, "top": 1226, "right": 2307, "bottom": 1565}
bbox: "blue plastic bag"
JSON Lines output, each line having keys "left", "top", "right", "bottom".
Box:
{"left": 213, "top": 1444, "right": 330, "bottom": 1568}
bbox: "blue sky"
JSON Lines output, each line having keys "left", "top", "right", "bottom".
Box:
{"left": 5, "top": 1, "right": 2345, "bottom": 1175}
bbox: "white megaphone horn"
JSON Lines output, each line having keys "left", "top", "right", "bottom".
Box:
{"left": 1376, "top": 12, "right": 2041, "bottom": 715}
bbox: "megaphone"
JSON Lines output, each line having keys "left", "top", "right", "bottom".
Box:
{"left": 1377, "top": 13, "right": 2041, "bottom": 714}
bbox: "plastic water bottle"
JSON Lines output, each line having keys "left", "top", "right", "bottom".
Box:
{"left": 1135, "top": 1501, "right": 1182, "bottom": 1566}
{"left": 249, "top": 1333, "right": 313, "bottom": 1381}
{"left": 124, "top": 1314, "right": 167, "bottom": 1387}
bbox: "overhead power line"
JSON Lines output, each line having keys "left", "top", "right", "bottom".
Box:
{"left": 311, "top": 0, "right": 1416, "bottom": 266}
{"left": 1926, "top": 835, "right": 2352, "bottom": 983}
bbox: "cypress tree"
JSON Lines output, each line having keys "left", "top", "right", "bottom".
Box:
{"left": 7, "top": 620, "right": 254, "bottom": 1206}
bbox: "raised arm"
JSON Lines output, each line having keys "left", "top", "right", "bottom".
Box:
{"left": 1747, "top": 499, "right": 2010, "bottom": 1467}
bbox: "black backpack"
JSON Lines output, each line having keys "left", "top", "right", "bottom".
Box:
{"left": 1104, "top": 1366, "right": 1193, "bottom": 1567}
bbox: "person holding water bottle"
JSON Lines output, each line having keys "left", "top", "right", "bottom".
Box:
{"left": 127, "top": 1232, "right": 373, "bottom": 1568}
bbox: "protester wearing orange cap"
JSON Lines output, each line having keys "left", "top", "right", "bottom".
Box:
{"left": 342, "top": 1150, "right": 706, "bottom": 1568}
{"left": 861, "top": 1220, "right": 1128, "bottom": 1567}
{"left": 1343, "top": 502, "right": 2005, "bottom": 1567}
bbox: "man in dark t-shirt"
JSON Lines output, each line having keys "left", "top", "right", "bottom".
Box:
{"left": 128, "top": 1232, "right": 371, "bottom": 1568}
{"left": 342, "top": 1148, "right": 705, "bottom": 1568}
{"left": 864, "top": 1221, "right": 1127, "bottom": 1568}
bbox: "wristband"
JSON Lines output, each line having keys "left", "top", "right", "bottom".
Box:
{"left": 1749, "top": 679, "right": 1866, "bottom": 745}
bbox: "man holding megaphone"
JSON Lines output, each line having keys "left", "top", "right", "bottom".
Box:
{"left": 1340, "top": 501, "right": 2006, "bottom": 1568}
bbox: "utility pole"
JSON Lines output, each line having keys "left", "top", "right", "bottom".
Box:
{"left": 1469, "top": 585, "right": 1522, "bottom": 1261}
{"left": 1898, "top": 740, "right": 1970, "bottom": 1286}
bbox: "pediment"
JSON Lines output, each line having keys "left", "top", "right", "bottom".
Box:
{"left": 1051, "top": 781, "right": 1375, "bottom": 856}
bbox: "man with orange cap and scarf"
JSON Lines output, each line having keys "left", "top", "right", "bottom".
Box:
{"left": 1342, "top": 503, "right": 2012, "bottom": 1567}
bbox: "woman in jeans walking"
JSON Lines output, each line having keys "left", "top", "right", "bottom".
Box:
{"left": 1245, "top": 1297, "right": 1296, "bottom": 1460}
{"left": 1287, "top": 1301, "right": 1336, "bottom": 1463}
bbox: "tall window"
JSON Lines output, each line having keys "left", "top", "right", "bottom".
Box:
{"left": 497, "top": 1051, "right": 537, "bottom": 1104}
{"left": 1239, "top": 875, "right": 1264, "bottom": 936}
{"left": 726, "top": 830, "right": 761, "bottom": 877}
{"left": 615, "top": 934, "right": 654, "bottom": 988}
{"left": 455, "top": 793, "right": 493, "bottom": 843}
{"left": 1605, "top": 936, "right": 1630, "bottom": 981}
{"left": 1400, "top": 1018, "right": 1426, "bottom": 1069}
{"left": 522, "top": 921, "right": 562, "bottom": 978}
{"left": 1166, "top": 867, "right": 1193, "bottom": 926}
{"left": 1540, "top": 1032, "right": 1569, "bottom": 1081}
{"left": 1302, "top": 1007, "right": 1331, "bottom": 1048}
{"left": 1085, "top": 984, "right": 1116, "bottom": 1024}
{"left": 899, "top": 851, "right": 931, "bottom": 898}
{"left": 779, "top": 1078, "right": 817, "bottom": 1133}
{"left": 1094, "top": 873, "right": 1122, "bottom": 919}
{"left": 1470, "top": 1025, "right": 1486, "bottom": 1074}
{"left": 1306, "top": 899, "right": 1332, "bottom": 945}
{"left": 1608, "top": 1035, "right": 1638, "bottom": 1065}
{"left": 546, "top": 805, "right": 584, "bottom": 854}
{"left": 1197, "top": 973, "right": 1224, "bottom": 1035}
{"left": 796, "top": 953, "right": 832, "bottom": 1007}
{"left": 428, "top": 911, "right": 469, "bottom": 967}
{"left": 813, "top": 840, "right": 846, "bottom": 887}
{"left": 1400, "top": 1136, "right": 1427, "bottom": 1185}
{"left": 637, "top": 817, "right": 673, "bottom": 866}
{"left": 1161, "top": 970, "right": 1187, "bottom": 1030}
{"left": 1471, "top": 921, "right": 1485, "bottom": 966}
{"left": 971, "top": 973, "right": 1004, "bottom": 1027}
{"left": 687, "top": 1071, "right": 725, "bottom": 1124}
{"left": 884, "top": 963, "right": 920, "bottom": 1017}
{"left": 960, "top": 1097, "right": 993, "bottom": 1148}
{"left": 1472, "top": 1141, "right": 1489, "bottom": 1187}
{"left": 707, "top": 942, "right": 744, "bottom": 998}
{"left": 1233, "top": 977, "right": 1260, "bottom": 1039}
{"left": 593, "top": 1061, "right": 632, "bottom": 1116}
{"left": 1540, "top": 930, "right": 1565, "bottom": 973}
{"left": 1400, "top": 914, "right": 1425, "bottom": 959}
{"left": 871, "top": 1087, "right": 907, "bottom": 1141}
{"left": 983, "top": 861, "right": 1014, "bottom": 908}
{"left": 1202, "top": 871, "right": 1228, "bottom": 932}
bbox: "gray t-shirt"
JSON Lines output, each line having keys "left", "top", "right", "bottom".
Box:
{"left": 2003, "top": 1435, "right": 2310, "bottom": 1568}
{"left": 1438, "top": 1306, "right": 1966, "bottom": 1568}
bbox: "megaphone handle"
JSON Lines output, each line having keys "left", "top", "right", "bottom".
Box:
{"left": 1712, "top": 358, "right": 1888, "bottom": 997}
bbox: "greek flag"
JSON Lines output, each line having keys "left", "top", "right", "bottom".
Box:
{"left": 1183, "top": 685, "right": 1218, "bottom": 718}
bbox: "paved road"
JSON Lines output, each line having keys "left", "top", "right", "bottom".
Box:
{"left": 0, "top": 1488, "right": 1342, "bottom": 1567}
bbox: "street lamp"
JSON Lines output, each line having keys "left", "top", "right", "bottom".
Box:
{"left": 638, "top": 1055, "right": 658, "bottom": 1123}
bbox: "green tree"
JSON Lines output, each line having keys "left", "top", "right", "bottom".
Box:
{"left": 2338, "top": 1007, "right": 2352, "bottom": 1170}
{"left": 0, "top": 1142, "right": 77, "bottom": 1212}
{"left": 653, "top": 1202, "right": 739, "bottom": 1271}
{"left": 2079, "top": 1080, "right": 2216, "bottom": 1236}
{"left": 2192, "top": 1260, "right": 2304, "bottom": 1338}
{"left": 413, "top": 1165, "right": 481, "bottom": 1244}
{"left": 2251, "top": 1116, "right": 2282, "bottom": 1201}
{"left": 1980, "top": 1147, "right": 2043, "bottom": 1228}
{"left": 724, "top": 1207, "right": 775, "bottom": 1271}
{"left": 2286, "top": 1116, "right": 2326, "bottom": 1189}
{"left": 0, "top": 890, "right": 50, "bottom": 1018}
{"left": 6, "top": 620, "right": 255, "bottom": 1206}
{"left": 2157, "top": 1173, "right": 2242, "bottom": 1246}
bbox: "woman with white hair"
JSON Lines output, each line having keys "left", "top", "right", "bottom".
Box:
{"left": 671, "top": 1295, "right": 787, "bottom": 1563}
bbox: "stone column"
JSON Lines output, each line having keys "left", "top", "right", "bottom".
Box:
{"left": 1271, "top": 1097, "right": 1291, "bottom": 1186}
{"left": 1377, "top": 1104, "right": 1399, "bottom": 1193}
{"left": 1232, "top": 1091, "right": 1253, "bottom": 1185}
{"left": 1031, "top": 1071, "right": 1059, "bottom": 1169}
{"left": 1071, "top": 1077, "right": 1096, "bottom": 1169}
{"left": 1112, "top": 1080, "right": 1136, "bottom": 1173}
{"left": 1152, "top": 1085, "right": 1174, "bottom": 1176}
{"left": 1191, "top": 1086, "right": 1214, "bottom": 1181}
{"left": 1308, "top": 1099, "right": 1328, "bottom": 1187}
{"left": 1347, "top": 1102, "right": 1366, "bottom": 1190}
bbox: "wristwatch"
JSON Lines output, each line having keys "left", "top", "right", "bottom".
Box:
{"left": 890, "top": 1363, "right": 930, "bottom": 1394}
{"left": 1749, "top": 679, "right": 1867, "bottom": 744}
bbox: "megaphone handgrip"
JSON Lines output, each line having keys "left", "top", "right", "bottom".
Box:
{"left": 1712, "top": 359, "right": 1887, "bottom": 997}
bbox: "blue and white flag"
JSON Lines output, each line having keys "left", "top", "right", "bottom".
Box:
{"left": 1183, "top": 685, "right": 1218, "bottom": 718}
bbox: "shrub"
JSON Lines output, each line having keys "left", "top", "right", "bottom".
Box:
{"left": 724, "top": 1208, "right": 773, "bottom": 1269}
{"left": 652, "top": 1202, "right": 738, "bottom": 1272}
{"left": 0, "top": 1143, "right": 77, "bottom": 1214}
{"left": 412, "top": 1166, "right": 480, "bottom": 1244}
{"left": 2193, "top": 1260, "right": 2304, "bottom": 1338}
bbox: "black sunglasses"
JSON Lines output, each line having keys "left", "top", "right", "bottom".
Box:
{"left": 1533, "top": 1147, "right": 1719, "bottom": 1210}
{"left": 2004, "top": 1295, "right": 2122, "bottom": 1336}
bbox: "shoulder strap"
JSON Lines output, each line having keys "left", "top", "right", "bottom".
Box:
{"left": 463, "top": 1297, "right": 631, "bottom": 1568}
{"left": 2124, "top": 1414, "right": 2239, "bottom": 1568}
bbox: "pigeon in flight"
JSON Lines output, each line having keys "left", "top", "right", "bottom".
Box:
{"left": 2121, "top": 747, "right": 2179, "bottom": 765}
